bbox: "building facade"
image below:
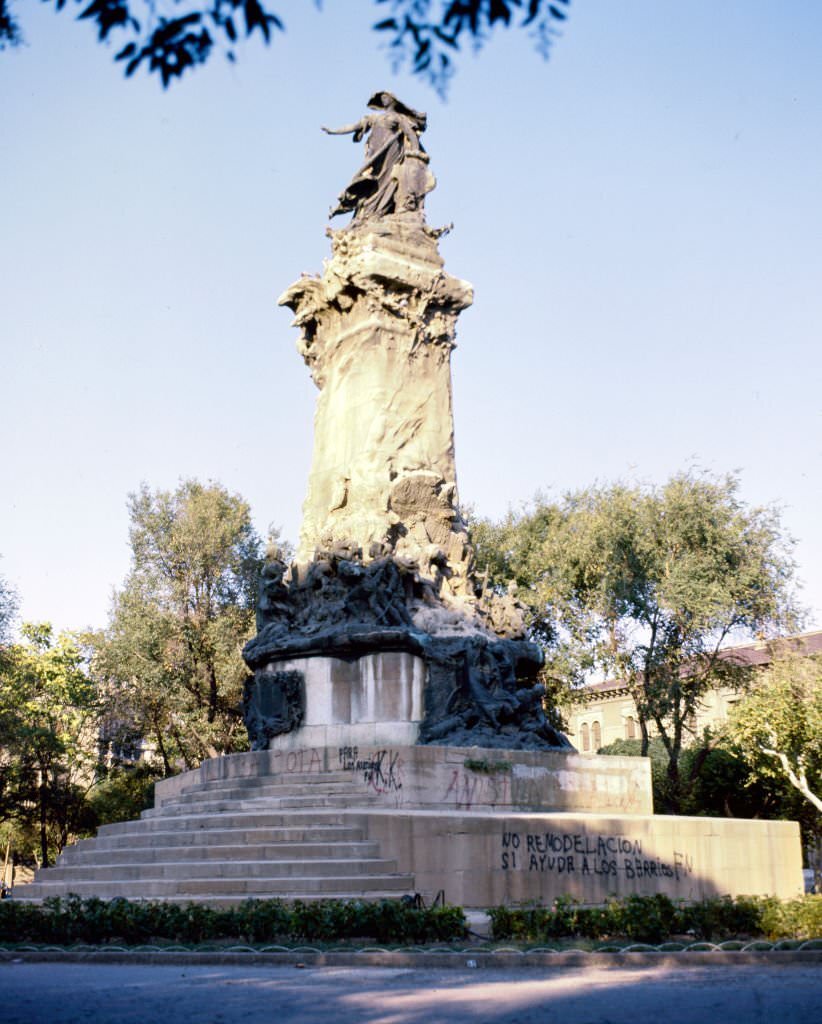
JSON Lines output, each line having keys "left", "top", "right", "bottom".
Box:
{"left": 563, "top": 631, "right": 822, "bottom": 753}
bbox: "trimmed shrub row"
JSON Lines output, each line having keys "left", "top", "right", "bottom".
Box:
{"left": 2, "top": 893, "right": 819, "bottom": 947}
{"left": 0, "top": 896, "right": 467, "bottom": 946}
{"left": 489, "top": 894, "right": 822, "bottom": 945}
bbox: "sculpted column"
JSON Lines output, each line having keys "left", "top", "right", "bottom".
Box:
{"left": 281, "top": 217, "right": 476, "bottom": 608}
{"left": 243, "top": 92, "right": 569, "bottom": 754}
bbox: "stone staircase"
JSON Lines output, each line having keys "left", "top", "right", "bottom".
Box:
{"left": 17, "top": 770, "right": 415, "bottom": 905}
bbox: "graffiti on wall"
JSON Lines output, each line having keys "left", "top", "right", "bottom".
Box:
{"left": 270, "top": 747, "right": 325, "bottom": 774}
{"left": 442, "top": 769, "right": 511, "bottom": 809}
{"left": 338, "top": 746, "right": 404, "bottom": 794}
{"left": 500, "top": 831, "right": 694, "bottom": 881}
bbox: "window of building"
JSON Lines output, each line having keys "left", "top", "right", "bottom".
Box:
{"left": 591, "top": 721, "right": 601, "bottom": 750}
{"left": 624, "top": 715, "right": 636, "bottom": 740}
{"left": 581, "top": 722, "right": 590, "bottom": 752}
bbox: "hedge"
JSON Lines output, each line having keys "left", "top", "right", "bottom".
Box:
{"left": 0, "top": 896, "right": 466, "bottom": 946}
{"left": 488, "top": 894, "right": 822, "bottom": 945}
{"left": 2, "top": 893, "right": 819, "bottom": 947}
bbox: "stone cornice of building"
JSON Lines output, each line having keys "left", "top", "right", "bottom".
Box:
{"left": 570, "top": 629, "right": 822, "bottom": 702}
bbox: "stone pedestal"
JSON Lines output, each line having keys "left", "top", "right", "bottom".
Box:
{"left": 245, "top": 200, "right": 565, "bottom": 751}
{"left": 145, "top": 745, "right": 803, "bottom": 907}
{"left": 280, "top": 221, "right": 475, "bottom": 600}
{"left": 261, "top": 653, "right": 426, "bottom": 750}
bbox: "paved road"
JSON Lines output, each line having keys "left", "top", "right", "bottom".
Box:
{"left": 1, "top": 961, "right": 820, "bottom": 1024}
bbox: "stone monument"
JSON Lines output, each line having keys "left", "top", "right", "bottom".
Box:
{"left": 19, "top": 97, "right": 803, "bottom": 908}
{"left": 243, "top": 91, "right": 570, "bottom": 753}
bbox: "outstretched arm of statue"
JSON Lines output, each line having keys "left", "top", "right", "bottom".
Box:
{"left": 322, "top": 120, "right": 367, "bottom": 142}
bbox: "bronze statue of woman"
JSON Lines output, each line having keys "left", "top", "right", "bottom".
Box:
{"left": 323, "top": 91, "right": 436, "bottom": 223}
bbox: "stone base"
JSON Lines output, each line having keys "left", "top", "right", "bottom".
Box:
{"left": 244, "top": 631, "right": 567, "bottom": 752}
{"left": 146, "top": 743, "right": 802, "bottom": 906}
{"left": 24, "top": 744, "right": 803, "bottom": 908}
{"left": 358, "top": 808, "right": 803, "bottom": 907}
{"left": 268, "top": 653, "right": 425, "bottom": 750}
{"left": 155, "top": 742, "right": 653, "bottom": 816}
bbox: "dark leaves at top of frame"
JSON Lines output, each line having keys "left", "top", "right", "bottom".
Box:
{"left": 374, "top": 0, "right": 571, "bottom": 96}
{"left": 78, "top": 0, "right": 139, "bottom": 42}
{"left": 0, "top": 0, "right": 23, "bottom": 48}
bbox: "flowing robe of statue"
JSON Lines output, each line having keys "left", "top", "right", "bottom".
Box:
{"left": 324, "top": 91, "right": 436, "bottom": 223}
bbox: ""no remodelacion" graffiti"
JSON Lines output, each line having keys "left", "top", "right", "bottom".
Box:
{"left": 500, "top": 831, "right": 694, "bottom": 880}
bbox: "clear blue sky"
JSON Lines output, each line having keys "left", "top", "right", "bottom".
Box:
{"left": 2, "top": 1, "right": 821, "bottom": 635}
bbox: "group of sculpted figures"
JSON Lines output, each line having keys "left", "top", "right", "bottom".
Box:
{"left": 244, "top": 540, "right": 570, "bottom": 752}
{"left": 242, "top": 94, "right": 571, "bottom": 752}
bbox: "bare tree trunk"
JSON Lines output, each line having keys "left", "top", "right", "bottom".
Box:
{"left": 639, "top": 717, "right": 650, "bottom": 757}
{"left": 152, "top": 715, "right": 172, "bottom": 775}
{"left": 808, "top": 832, "right": 822, "bottom": 895}
{"left": 39, "top": 780, "right": 49, "bottom": 869}
{"left": 207, "top": 659, "right": 218, "bottom": 724}
{"left": 760, "top": 746, "right": 822, "bottom": 813}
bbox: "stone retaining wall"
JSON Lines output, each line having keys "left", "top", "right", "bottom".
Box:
{"left": 357, "top": 809, "right": 803, "bottom": 906}
{"left": 154, "top": 743, "right": 654, "bottom": 816}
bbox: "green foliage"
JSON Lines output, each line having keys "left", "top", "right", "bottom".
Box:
{"left": 93, "top": 480, "right": 266, "bottom": 771}
{"left": 474, "top": 471, "right": 799, "bottom": 811}
{"left": 0, "top": 624, "right": 100, "bottom": 866}
{"left": 86, "top": 763, "right": 162, "bottom": 826}
{"left": 726, "top": 653, "right": 821, "bottom": 889}
{"left": 375, "top": 0, "right": 570, "bottom": 95}
{"left": 758, "top": 895, "right": 822, "bottom": 941}
{"left": 0, "top": 563, "right": 17, "bottom": 649}
{"left": 488, "top": 894, "right": 821, "bottom": 945}
{"left": 727, "top": 652, "right": 821, "bottom": 814}
{"left": 2, "top": 893, "right": 816, "bottom": 947}
{"left": 0, "top": 896, "right": 467, "bottom": 946}
{"left": 1, "top": 1, "right": 570, "bottom": 92}
{"left": 614, "top": 893, "right": 678, "bottom": 944}
{"left": 598, "top": 735, "right": 812, "bottom": 838}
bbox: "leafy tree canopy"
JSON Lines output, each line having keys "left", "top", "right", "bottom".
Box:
{"left": 473, "top": 471, "right": 801, "bottom": 811}
{"left": 0, "top": 0, "right": 570, "bottom": 90}
{"left": 599, "top": 733, "right": 813, "bottom": 834}
{"left": 727, "top": 651, "right": 821, "bottom": 816}
{"left": 93, "top": 479, "right": 268, "bottom": 771}
{"left": 0, "top": 564, "right": 17, "bottom": 651}
{"left": 0, "top": 622, "right": 99, "bottom": 866}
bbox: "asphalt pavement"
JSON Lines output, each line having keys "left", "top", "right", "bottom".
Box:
{"left": 1, "top": 960, "right": 821, "bottom": 1024}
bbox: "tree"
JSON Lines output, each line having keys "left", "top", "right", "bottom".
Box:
{"left": 473, "top": 471, "right": 800, "bottom": 811}
{"left": 0, "top": 623, "right": 100, "bottom": 867}
{"left": 599, "top": 732, "right": 809, "bottom": 825}
{"left": 1, "top": 0, "right": 570, "bottom": 91}
{"left": 93, "top": 479, "right": 267, "bottom": 771}
{"left": 0, "top": 563, "right": 17, "bottom": 650}
{"left": 727, "top": 652, "right": 821, "bottom": 890}
{"left": 728, "top": 651, "right": 821, "bottom": 814}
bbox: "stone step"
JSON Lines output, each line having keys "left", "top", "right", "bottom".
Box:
{"left": 166, "top": 780, "right": 362, "bottom": 806}
{"left": 14, "top": 888, "right": 414, "bottom": 907}
{"left": 98, "top": 811, "right": 352, "bottom": 835}
{"left": 36, "top": 857, "right": 400, "bottom": 883}
{"left": 17, "top": 872, "right": 414, "bottom": 900}
{"left": 144, "top": 792, "right": 378, "bottom": 818}
{"left": 74, "top": 826, "right": 366, "bottom": 852}
{"left": 60, "top": 841, "right": 380, "bottom": 865}
{"left": 174, "top": 771, "right": 355, "bottom": 798}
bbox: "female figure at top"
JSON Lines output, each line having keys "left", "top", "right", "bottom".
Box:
{"left": 323, "top": 91, "right": 436, "bottom": 224}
